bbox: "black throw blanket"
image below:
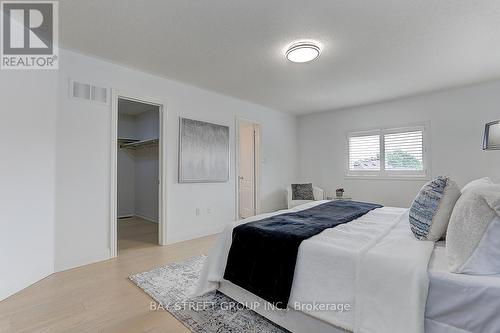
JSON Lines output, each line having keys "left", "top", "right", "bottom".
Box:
{"left": 223, "top": 200, "right": 382, "bottom": 308}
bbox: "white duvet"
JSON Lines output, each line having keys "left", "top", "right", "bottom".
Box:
{"left": 196, "top": 201, "right": 435, "bottom": 333}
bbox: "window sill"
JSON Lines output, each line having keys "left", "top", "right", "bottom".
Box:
{"left": 345, "top": 174, "right": 430, "bottom": 181}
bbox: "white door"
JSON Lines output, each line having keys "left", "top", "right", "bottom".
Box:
{"left": 238, "top": 122, "right": 256, "bottom": 219}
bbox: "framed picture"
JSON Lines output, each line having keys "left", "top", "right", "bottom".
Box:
{"left": 179, "top": 117, "right": 230, "bottom": 182}
{"left": 483, "top": 120, "right": 500, "bottom": 150}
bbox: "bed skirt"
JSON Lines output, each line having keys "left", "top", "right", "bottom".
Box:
{"left": 219, "top": 280, "right": 349, "bottom": 333}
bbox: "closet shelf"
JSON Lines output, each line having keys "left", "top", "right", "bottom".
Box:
{"left": 118, "top": 137, "right": 140, "bottom": 144}
{"left": 120, "top": 138, "right": 159, "bottom": 149}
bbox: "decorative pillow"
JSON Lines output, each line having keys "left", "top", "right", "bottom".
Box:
{"left": 446, "top": 185, "right": 500, "bottom": 274}
{"left": 291, "top": 183, "right": 315, "bottom": 200}
{"left": 409, "top": 176, "right": 461, "bottom": 241}
{"left": 461, "top": 177, "right": 494, "bottom": 194}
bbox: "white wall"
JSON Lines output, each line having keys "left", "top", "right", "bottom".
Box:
{"left": 134, "top": 110, "right": 160, "bottom": 222}
{"left": 0, "top": 71, "right": 57, "bottom": 300}
{"left": 118, "top": 113, "right": 136, "bottom": 138}
{"left": 117, "top": 110, "right": 160, "bottom": 221}
{"left": 117, "top": 110, "right": 159, "bottom": 222}
{"left": 134, "top": 146, "right": 159, "bottom": 222}
{"left": 135, "top": 110, "right": 159, "bottom": 140}
{"left": 298, "top": 81, "right": 500, "bottom": 208}
{"left": 117, "top": 149, "right": 136, "bottom": 217}
{"left": 55, "top": 49, "right": 299, "bottom": 271}
{"left": 117, "top": 113, "right": 136, "bottom": 217}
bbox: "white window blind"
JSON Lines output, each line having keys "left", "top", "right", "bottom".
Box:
{"left": 384, "top": 130, "right": 423, "bottom": 171}
{"left": 348, "top": 135, "right": 380, "bottom": 171}
{"left": 347, "top": 125, "right": 428, "bottom": 178}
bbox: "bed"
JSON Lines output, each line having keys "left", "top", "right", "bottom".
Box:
{"left": 425, "top": 242, "right": 500, "bottom": 333}
{"left": 196, "top": 200, "right": 500, "bottom": 333}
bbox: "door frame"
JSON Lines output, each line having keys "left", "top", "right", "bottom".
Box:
{"left": 235, "top": 117, "right": 261, "bottom": 220}
{"left": 110, "top": 89, "right": 168, "bottom": 258}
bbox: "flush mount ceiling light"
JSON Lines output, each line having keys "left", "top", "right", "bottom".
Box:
{"left": 285, "top": 42, "right": 321, "bottom": 63}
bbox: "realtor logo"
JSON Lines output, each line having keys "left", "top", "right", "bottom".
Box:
{"left": 1, "top": 1, "right": 58, "bottom": 69}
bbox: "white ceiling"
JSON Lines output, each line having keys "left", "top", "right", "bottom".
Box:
{"left": 60, "top": 0, "right": 500, "bottom": 115}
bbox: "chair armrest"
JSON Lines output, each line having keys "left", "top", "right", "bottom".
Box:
{"left": 313, "top": 187, "right": 324, "bottom": 200}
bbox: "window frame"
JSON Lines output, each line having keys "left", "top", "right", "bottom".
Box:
{"left": 345, "top": 124, "right": 430, "bottom": 180}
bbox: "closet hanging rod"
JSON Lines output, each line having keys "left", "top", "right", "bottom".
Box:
{"left": 120, "top": 138, "right": 159, "bottom": 150}
{"left": 117, "top": 137, "right": 139, "bottom": 143}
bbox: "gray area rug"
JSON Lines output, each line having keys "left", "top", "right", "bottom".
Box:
{"left": 129, "top": 255, "right": 288, "bottom": 333}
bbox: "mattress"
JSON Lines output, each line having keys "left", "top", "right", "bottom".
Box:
{"left": 199, "top": 201, "right": 500, "bottom": 333}
{"left": 198, "top": 202, "right": 434, "bottom": 333}
{"left": 425, "top": 242, "right": 500, "bottom": 333}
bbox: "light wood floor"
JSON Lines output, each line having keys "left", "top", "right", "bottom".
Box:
{"left": 0, "top": 219, "right": 217, "bottom": 333}
{"left": 118, "top": 216, "right": 159, "bottom": 252}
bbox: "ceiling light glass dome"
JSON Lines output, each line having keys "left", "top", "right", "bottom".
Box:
{"left": 286, "top": 42, "right": 321, "bottom": 63}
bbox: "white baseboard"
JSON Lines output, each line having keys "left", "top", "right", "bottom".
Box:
{"left": 134, "top": 213, "right": 158, "bottom": 223}
{"left": 166, "top": 224, "right": 224, "bottom": 245}
{"left": 117, "top": 213, "right": 157, "bottom": 223}
{"left": 1, "top": 265, "right": 53, "bottom": 301}
{"left": 55, "top": 249, "right": 111, "bottom": 273}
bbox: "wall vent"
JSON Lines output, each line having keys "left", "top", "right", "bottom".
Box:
{"left": 91, "top": 85, "right": 108, "bottom": 104}
{"left": 72, "top": 81, "right": 91, "bottom": 100}
{"left": 70, "top": 79, "right": 110, "bottom": 105}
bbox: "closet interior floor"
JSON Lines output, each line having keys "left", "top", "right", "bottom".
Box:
{"left": 118, "top": 216, "right": 159, "bottom": 252}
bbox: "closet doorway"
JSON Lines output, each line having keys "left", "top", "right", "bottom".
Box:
{"left": 110, "top": 93, "right": 167, "bottom": 257}
{"left": 236, "top": 118, "right": 261, "bottom": 220}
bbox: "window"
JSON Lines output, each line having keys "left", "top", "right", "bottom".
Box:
{"left": 348, "top": 135, "right": 380, "bottom": 171}
{"left": 347, "top": 125, "right": 428, "bottom": 178}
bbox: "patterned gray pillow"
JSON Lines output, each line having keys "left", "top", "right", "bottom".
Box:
{"left": 409, "top": 176, "right": 461, "bottom": 241}
{"left": 291, "top": 183, "right": 315, "bottom": 200}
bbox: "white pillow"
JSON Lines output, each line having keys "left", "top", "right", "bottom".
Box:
{"left": 446, "top": 185, "right": 500, "bottom": 274}
{"left": 461, "top": 177, "right": 494, "bottom": 194}
{"left": 409, "top": 176, "right": 461, "bottom": 241}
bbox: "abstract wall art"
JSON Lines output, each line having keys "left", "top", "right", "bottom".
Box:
{"left": 178, "top": 118, "right": 230, "bottom": 183}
